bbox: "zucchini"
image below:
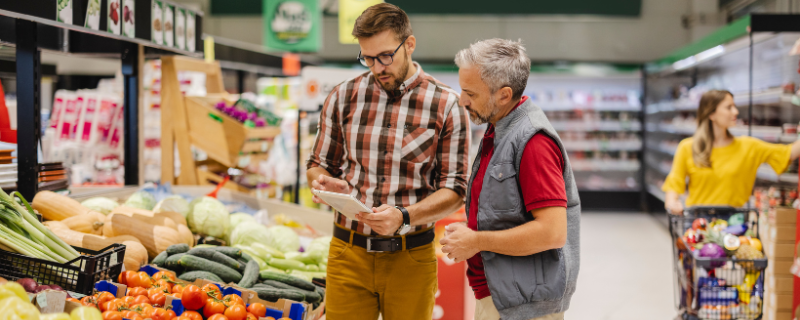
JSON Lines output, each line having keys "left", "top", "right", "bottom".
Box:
{"left": 288, "top": 270, "right": 327, "bottom": 283}
{"left": 314, "top": 286, "right": 325, "bottom": 301}
{"left": 208, "top": 246, "right": 242, "bottom": 259}
{"left": 237, "top": 260, "right": 260, "bottom": 288}
{"left": 259, "top": 270, "right": 316, "bottom": 291}
{"left": 193, "top": 244, "right": 218, "bottom": 248}
{"left": 187, "top": 248, "right": 241, "bottom": 270}
{"left": 251, "top": 243, "right": 285, "bottom": 259}
{"left": 318, "top": 263, "right": 327, "bottom": 272}
{"left": 151, "top": 251, "right": 168, "bottom": 267}
{"left": 260, "top": 280, "right": 321, "bottom": 303}
{"left": 178, "top": 271, "right": 223, "bottom": 283}
{"left": 268, "top": 258, "right": 306, "bottom": 271}
{"left": 166, "top": 243, "right": 190, "bottom": 255}
{"left": 164, "top": 253, "right": 186, "bottom": 270}
{"left": 285, "top": 252, "right": 317, "bottom": 265}
{"left": 179, "top": 255, "right": 243, "bottom": 283}
{"left": 250, "top": 287, "right": 304, "bottom": 303}
{"left": 304, "top": 264, "right": 319, "bottom": 272}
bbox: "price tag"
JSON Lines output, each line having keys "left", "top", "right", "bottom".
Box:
{"left": 36, "top": 292, "right": 48, "bottom": 309}
{"left": 110, "top": 252, "right": 118, "bottom": 266}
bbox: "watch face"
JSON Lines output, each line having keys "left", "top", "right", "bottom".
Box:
{"left": 399, "top": 225, "right": 412, "bottom": 235}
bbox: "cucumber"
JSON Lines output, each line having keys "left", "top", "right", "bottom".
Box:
{"left": 187, "top": 248, "right": 242, "bottom": 271}
{"left": 259, "top": 270, "right": 316, "bottom": 291}
{"left": 237, "top": 260, "right": 260, "bottom": 288}
{"left": 179, "top": 255, "right": 243, "bottom": 283}
{"left": 208, "top": 246, "right": 242, "bottom": 259}
{"left": 314, "top": 286, "right": 325, "bottom": 301}
{"left": 151, "top": 251, "right": 168, "bottom": 267}
{"left": 164, "top": 253, "right": 186, "bottom": 271}
{"left": 304, "top": 264, "right": 319, "bottom": 272}
{"left": 268, "top": 258, "right": 306, "bottom": 271}
{"left": 260, "top": 280, "right": 321, "bottom": 303}
{"left": 251, "top": 243, "right": 285, "bottom": 259}
{"left": 166, "top": 243, "right": 190, "bottom": 255}
{"left": 250, "top": 287, "right": 305, "bottom": 303}
{"left": 285, "top": 252, "right": 317, "bottom": 265}
{"left": 178, "top": 271, "right": 223, "bottom": 283}
{"left": 240, "top": 253, "right": 252, "bottom": 263}
{"left": 194, "top": 244, "right": 218, "bottom": 248}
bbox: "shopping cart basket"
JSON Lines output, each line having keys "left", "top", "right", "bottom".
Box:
{"left": 669, "top": 206, "right": 768, "bottom": 320}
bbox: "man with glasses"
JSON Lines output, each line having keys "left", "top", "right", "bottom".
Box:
{"left": 306, "top": 3, "right": 469, "bottom": 320}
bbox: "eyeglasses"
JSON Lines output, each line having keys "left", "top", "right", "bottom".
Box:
{"left": 357, "top": 37, "right": 408, "bottom": 67}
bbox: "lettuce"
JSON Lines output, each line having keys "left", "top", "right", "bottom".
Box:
{"left": 80, "top": 197, "right": 119, "bottom": 215}
{"left": 230, "top": 223, "right": 272, "bottom": 248}
{"left": 267, "top": 225, "right": 300, "bottom": 253}
{"left": 187, "top": 196, "right": 230, "bottom": 238}
{"left": 123, "top": 191, "right": 156, "bottom": 210}
{"left": 153, "top": 195, "right": 190, "bottom": 218}
{"left": 307, "top": 236, "right": 332, "bottom": 263}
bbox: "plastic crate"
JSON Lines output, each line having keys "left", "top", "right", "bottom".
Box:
{"left": 0, "top": 243, "right": 126, "bottom": 295}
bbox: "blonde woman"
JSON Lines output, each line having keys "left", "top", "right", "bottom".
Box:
{"left": 663, "top": 90, "right": 800, "bottom": 214}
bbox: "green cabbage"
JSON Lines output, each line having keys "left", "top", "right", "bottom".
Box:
{"left": 307, "top": 236, "right": 332, "bottom": 263}
{"left": 229, "top": 213, "right": 257, "bottom": 231}
{"left": 80, "top": 197, "right": 119, "bottom": 215}
{"left": 267, "top": 225, "right": 300, "bottom": 253}
{"left": 230, "top": 223, "right": 272, "bottom": 248}
{"left": 123, "top": 191, "right": 157, "bottom": 210}
{"left": 153, "top": 195, "right": 190, "bottom": 218}
{"left": 187, "top": 196, "right": 230, "bottom": 238}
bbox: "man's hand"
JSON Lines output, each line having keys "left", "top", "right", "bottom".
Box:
{"left": 440, "top": 222, "right": 480, "bottom": 263}
{"left": 311, "top": 175, "right": 350, "bottom": 205}
{"left": 355, "top": 204, "right": 403, "bottom": 236}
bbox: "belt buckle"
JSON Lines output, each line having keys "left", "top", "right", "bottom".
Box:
{"left": 366, "top": 237, "right": 381, "bottom": 252}
{"left": 366, "top": 237, "right": 398, "bottom": 252}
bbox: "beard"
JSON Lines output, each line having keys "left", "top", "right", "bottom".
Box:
{"left": 374, "top": 52, "right": 410, "bottom": 92}
{"left": 467, "top": 95, "right": 500, "bottom": 125}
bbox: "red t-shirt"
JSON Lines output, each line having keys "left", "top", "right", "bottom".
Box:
{"left": 466, "top": 96, "right": 567, "bottom": 299}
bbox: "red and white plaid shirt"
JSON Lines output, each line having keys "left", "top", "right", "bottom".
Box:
{"left": 308, "top": 63, "right": 470, "bottom": 235}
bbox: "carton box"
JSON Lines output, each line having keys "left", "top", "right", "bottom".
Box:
{"left": 94, "top": 280, "right": 128, "bottom": 298}
{"left": 770, "top": 225, "right": 796, "bottom": 242}
{"left": 770, "top": 258, "right": 794, "bottom": 276}
{"left": 765, "top": 242, "right": 795, "bottom": 259}
{"left": 768, "top": 291, "right": 794, "bottom": 311}
{"left": 31, "top": 290, "right": 67, "bottom": 314}
{"left": 767, "top": 274, "right": 794, "bottom": 294}
{"left": 769, "top": 207, "right": 797, "bottom": 225}
{"left": 766, "top": 308, "right": 793, "bottom": 320}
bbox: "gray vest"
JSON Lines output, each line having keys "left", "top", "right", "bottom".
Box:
{"left": 465, "top": 98, "right": 581, "bottom": 320}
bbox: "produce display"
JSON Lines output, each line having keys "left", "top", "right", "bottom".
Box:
{"left": 214, "top": 99, "right": 282, "bottom": 128}
{"left": 0, "top": 278, "right": 99, "bottom": 320}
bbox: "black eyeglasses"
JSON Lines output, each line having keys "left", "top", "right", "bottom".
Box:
{"left": 357, "top": 37, "right": 408, "bottom": 67}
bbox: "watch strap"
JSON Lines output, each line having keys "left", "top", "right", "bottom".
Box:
{"left": 396, "top": 206, "right": 410, "bottom": 226}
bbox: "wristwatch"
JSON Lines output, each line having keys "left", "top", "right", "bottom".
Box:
{"left": 395, "top": 206, "right": 412, "bottom": 235}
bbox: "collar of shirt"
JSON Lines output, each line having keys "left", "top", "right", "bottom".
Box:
{"left": 376, "top": 62, "right": 424, "bottom": 98}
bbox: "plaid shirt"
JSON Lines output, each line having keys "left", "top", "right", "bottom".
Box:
{"left": 308, "top": 63, "right": 470, "bottom": 235}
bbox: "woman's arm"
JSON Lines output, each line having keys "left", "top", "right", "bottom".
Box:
{"left": 665, "top": 191, "right": 684, "bottom": 215}
{"left": 791, "top": 139, "right": 800, "bottom": 160}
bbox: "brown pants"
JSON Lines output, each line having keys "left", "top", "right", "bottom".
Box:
{"left": 475, "top": 296, "right": 565, "bottom": 320}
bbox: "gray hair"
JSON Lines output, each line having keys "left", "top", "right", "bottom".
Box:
{"left": 454, "top": 39, "right": 530, "bottom": 100}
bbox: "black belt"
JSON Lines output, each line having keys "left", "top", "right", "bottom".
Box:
{"left": 333, "top": 225, "right": 435, "bottom": 252}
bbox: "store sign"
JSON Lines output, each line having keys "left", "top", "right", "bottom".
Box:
{"left": 300, "top": 67, "right": 365, "bottom": 111}
{"left": 263, "top": 0, "right": 321, "bottom": 52}
{"left": 338, "top": 0, "right": 383, "bottom": 44}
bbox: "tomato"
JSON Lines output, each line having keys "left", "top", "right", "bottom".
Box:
{"left": 172, "top": 284, "right": 185, "bottom": 295}
{"left": 136, "top": 304, "right": 156, "bottom": 318}
{"left": 175, "top": 317, "right": 193, "bottom": 320}
{"left": 149, "top": 291, "right": 167, "bottom": 307}
{"left": 246, "top": 302, "right": 266, "bottom": 317}
{"left": 223, "top": 294, "right": 245, "bottom": 307}
{"left": 80, "top": 295, "right": 98, "bottom": 307}
{"left": 66, "top": 297, "right": 81, "bottom": 304}
{"left": 136, "top": 271, "right": 154, "bottom": 288}
{"left": 154, "top": 279, "right": 174, "bottom": 293}
{"left": 96, "top": 291, "right": 116, "bottom": 308}
{"left": 122, "top": 296, "right": 135, "bottom": 305}
{"left": 104, "top": 300, "right": 128, "bottom": 313}
{"left": 171, "top": 293, "right": 182, "bottom": 299}
{"left": 181, "top": 285, "right": 207, "bottom": 310}
{"left": 203, "top": 299, "right": 227, "bottom": 318}
{"left": 149, "top": 308, "right": 170, "bottom": 320}
{"left": 102, "top": 311, "right": 122, "bottom": 320}
{"left": 202, "top": 284, "right": 223, "bottom": 300}
{"left": 208, "top": 314, "right": 229, "bottom": 320}
{"left": 180, "top": 310, "right": 204, "bottom": 320}
{"left": 119, "top": 270, "right": 134, "bottom": 285}
{"left": 223, "top": 304, "right": 247, "bottom": 320}
{"left": 127, "top": 287, "right": 147, "bottom": 297}
{"left": 132, "top": 295, "right": 152, "bottom": 307}
{"left": 245, "top": 313, "right": 258, "bottom": 320}
{"left": 166, "top": 309, "right": 177, "bottom": 319}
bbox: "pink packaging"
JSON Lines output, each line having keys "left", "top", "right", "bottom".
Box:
{"left": 57, "top": 91, "right": 79, "bottom": 141}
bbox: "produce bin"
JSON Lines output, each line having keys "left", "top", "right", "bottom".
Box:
{"left": 670, "top": 207, "right": 767, "bottom": 320}
{"left": 0, "top": 243, "right": 126, "bottom": 295}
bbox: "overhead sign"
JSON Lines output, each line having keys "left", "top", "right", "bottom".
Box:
{"left": 300, "top": 67, "right": 365, "bottom": 111}
{"left": 338, "top": 0, "right": 383, "bottom": 44}
{"left": 263, "top": 0, "right": 321, "bottom": 52}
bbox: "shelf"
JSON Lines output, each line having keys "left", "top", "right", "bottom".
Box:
{"left": 551, "top": 121, "right": 641, "bottom": 132}
{"left": 539, "top": 102, "right": 641, "bottom": 112}
{"left": 646, "top": 89, "right": 799, "bottom": 115}
{"left": 646, "top": 124, "right": 796, "bottom": 143}
{"left": 756, "top": 165, "right": 799, "bottom": 184}
{"left": 645, "top": 145, "right": 676, "bottom": 157}
{"left": 562, "top": 140, "right": 642, "bottom": 152}
{"left": 647, "top": 184, "right": 666, "bottom": 202}
{"left": 570, "top": 159, "right": 640, "bottom": 172}
{"left": 644, "top": 156, "right": 671, "bottom": 176}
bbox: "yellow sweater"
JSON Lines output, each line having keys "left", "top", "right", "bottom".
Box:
{"left": 662, "top": 136, "right": 792, "bottom": 207}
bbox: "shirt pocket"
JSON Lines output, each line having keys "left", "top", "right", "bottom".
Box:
{"left": 401, "top": 125, "right": 436, "bottom": 163}
{"left": 488, "top": 163, "right": 519, "bottom": 212}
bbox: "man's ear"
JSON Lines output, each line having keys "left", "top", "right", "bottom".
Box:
{"left": 500, "top": 87, "right": 514, "bottom": 105}
{"left": 406, "top": 35, "right": 416, "bottom": 55}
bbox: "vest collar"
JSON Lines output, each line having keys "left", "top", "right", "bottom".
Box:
{"left": 494, "top": 98, "right": 533, "bottom": 142}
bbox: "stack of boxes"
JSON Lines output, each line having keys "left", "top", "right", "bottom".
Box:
{"left": 760, "top": 207, "right": 796, "bottom": 320}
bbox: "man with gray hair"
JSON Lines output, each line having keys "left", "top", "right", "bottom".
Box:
{"left": 440, "top": 39, "right": 580, "bottom": 320}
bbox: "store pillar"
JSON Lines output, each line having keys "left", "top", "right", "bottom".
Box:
{"left": 15, "top": 19, "right": 41, "bottom": 200}
{"left": 121, "top": 43, "right": 141, "bottom": 186}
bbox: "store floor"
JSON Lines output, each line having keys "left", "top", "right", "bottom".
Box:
{"left": 566, "top": 212, "right": 675, "bottom": 320}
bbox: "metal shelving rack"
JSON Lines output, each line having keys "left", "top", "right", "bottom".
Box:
{"left": 644, "top": 14, "right": 800, "bottom": 210}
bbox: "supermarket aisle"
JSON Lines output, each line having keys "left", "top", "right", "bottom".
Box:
{"left": 567, "top": 212, "right": 675, "bottom": 320}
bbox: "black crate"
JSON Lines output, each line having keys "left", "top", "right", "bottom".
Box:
{"left": 0, "top": 243, "right": 126, "bottom": 295}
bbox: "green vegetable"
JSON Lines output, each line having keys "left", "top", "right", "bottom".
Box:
{"left": 230, "top": 223, "right": 272, "bottom": 249}
{"left": 285, "top": 252, "right": 317, "bottom": 265}
{"left": 251, "top": 243, "right": 285, "bottom": 259}
{"left": 80, "top": 197, "right": 119, "bottom": 215}
{"left": 208, "top": 246, "right": 242, "bottom": 259}
{"left": 152, "top": 251, "right": 168, "bottom": 267}
{"left": 0, "top": 190, "right": 79, "bottom": 264}
{"left": 304, "top": 264, "right": 319, "bottom": 272}
{"left": 187, "top": 248, "right": 241, "bottom": 270}
{"left": 267, "top": 225, "right": 300, "bottom": 253}
{"left": 166, "top": 243, "right": 190, "bottom": 255}
{"left": 228, "top": 213, "right": 257, "bottom": 236}
{"left": 153, "top": 196, "right": 191, "bottom": 218}
{"left": 179, "top": 270, "right": 223, "bottom": 283}
{"left": 288, "top": 270, "right": 327, "bottom": 283}
{"left": 259, "top": 270, "right": 316, "bottom": 291}
{"left": 268, "top": 258, "right": 306, "bottom": 271}
{"left": 240, "top": 253, "right": 252, "bottom": 263}
{"left": 258, "top": 280, "right": 321, "bottom": 303}
{"left": 314, "top": 286, "right": 325, "bottom": 301}
{"left": 318, "top": 263, "right": 327, "bottom": 272}
{"left": 123, "top": 191, "right": 157, "bottom": 210}
{"left": 238, "top": 260, "right": 260, "bottom": 288}
{"left": 306, "top": 236, "right": 332, "bottom": 263}
{"left": 164, "top": 253, "right": 187, "bottom": 270}
{"left": 249, "top": 287, "right": 304, "bottom": 303}
{"left": 187, "top": 197, "right": 230, "bottom": 238}
{"left": 179, "top": 255, "right": 243, "bottom": 283}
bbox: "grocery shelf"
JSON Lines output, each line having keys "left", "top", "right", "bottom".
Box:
{"left": 647, "top": 183, "right": 666, "bottom": 202}
{"left": 551, "top": 120, "right": 641, "bottom": 132}
{"left": 732, "top": 88, "right": 798, "bottom": 106}
{"left": 540, "top": 102, "right": 641, "bottom": 112}
{"left": 756, "top": 165, "right": 799, "bottom": 184}
{"left": 570, "top": 159, "right": 640, "bottom": 172}
{"left": 645, "top": 145, "right": 676, "bottom": 157}
{"left": 562, "top": 140, "right": 642, "bottom": 152}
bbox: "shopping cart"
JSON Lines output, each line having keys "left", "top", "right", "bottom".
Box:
{"left": 669, "top": 206, "right": 768, "bottom": 320}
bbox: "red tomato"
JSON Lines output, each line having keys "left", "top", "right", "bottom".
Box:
{"left": 203, "top": 299, "right": 227, "bottom": 318}
{"left": 149, "top": 291, "right": 167, "bottom": 307}
{"left": 132, "top": 295, "right": 152, "bottom": 307}
{"left": 125, "top": 271, "right": 139, "bottom": 287}
{"left": 150, "top": 308, "right": 170, "bottom": 320}
{"left": 152, "top": 271, "right": 177, "bottom": 282}
{"left": 172, "top": 284, "right": 185, "bottom": 295}
{"left": 127, "top": 287, "right": 147, "bottom": 297}
{"left": 136, "top": 271, "right": 153, "bottom": 288}
{"left": 202, "top": 284, "right": 223, "bottom": 300}
{"left": 96, "top": 292, "right": 116, "bottom": 308}
{"left": 171, "top": 293, "right": 182, "bottom": 299}
{"left": 246, "top": 303, "right": 266, "bottom": 317}
{"left": 103, "top": 300, "right": 127, "bottom": 313}
{"left": 122, "top": 311, "right": 144, "bottom": 320}
{"left": 80, "top": 296, "right": 97, "bottom": 308}
{"left": 208, "top": 314, "right": 229, "bottom": 320}
{"left": 180, "top": 310, "right": 204, "bottom": 320}
{"left": 154, "top": 279, "right": 174, "bottom": 293}
{"left": 223, "top": 294, "right": 245, "bottom": 307}
{"left": 175, "top": 317, "right": 193, "bottom": 320}
{"left": 245, "top": 313, "right": 258, "bottom": 320}
{"left": 102, "top": 311, "right": 122, "bottom": 320}
{"left": 224, "top": 304, "right": 247, "bottom": 320}
{"left": 122, "top": 296, "right": 135, "bottom": 306}
{"left": 166, "top": 309, "right": 177, "bottom": 319}
{"left": 181, "top": 285, "right": 207, "bottom": 310}
{"left": 118, "top": 270, "right": 134, "bottom": 285}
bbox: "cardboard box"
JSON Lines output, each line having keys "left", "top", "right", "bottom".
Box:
{"left": 767, "top": 274, "right": 794, "bottom": 294}
{"left": 770, "top": 225, "right": 796, "bottom": 242}
{"left": 766, "top": 308, "right": 793, "bottom": 320}
{"left": 769, "top": 292, "right": 794, "bottom": 311}
{"left": 94, "top": 280, "right": 128, "bottom": 298}
{"left": 32, "top": 290, "right": 67, "bottom": 314}
{"left": 770, "top": 258, "right": 794, "bottom": 276}
{"left": 770, "top": 207, "right": 797, "bottom": 225}
{"left": 766, "top": 242, "right": 795, "bottom": 259}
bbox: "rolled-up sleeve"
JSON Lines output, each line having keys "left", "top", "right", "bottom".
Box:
{"left": 307, "top": 88, "right": 344, "bottom": 178}
{"left": 435, "top": 99, "right": 470, "bottom": 197}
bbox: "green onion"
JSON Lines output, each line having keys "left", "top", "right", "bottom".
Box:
{"left": 0, "top": 189, "right": 79, "bottom": 263}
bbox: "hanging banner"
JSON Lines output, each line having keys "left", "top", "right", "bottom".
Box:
{"left": 338, "top": 0, "right": 383, "bottom": 44}
{"left": 263, "top": 0, "right": 321, "bottom": 52}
